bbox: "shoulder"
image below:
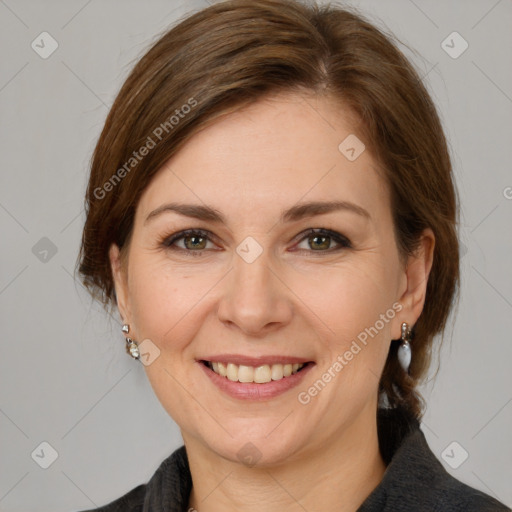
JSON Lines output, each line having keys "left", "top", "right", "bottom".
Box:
{"left": 76, "top": 484, "right": 146, "bottom": 512}
{"left": 386, "top": 428, "right": 510, "bottom": 511}
{"left": 363, "top": 408, "right": 510, "bottom": 511}
{"left": 430, "top": 475, "right": 511, "bottom": 511}
{"left": 410, "top": 429, "right": 509, "bottom": 511}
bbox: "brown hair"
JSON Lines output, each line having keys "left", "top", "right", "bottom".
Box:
{"left": 76, "top": 0, "right": 460, "bottom": 421}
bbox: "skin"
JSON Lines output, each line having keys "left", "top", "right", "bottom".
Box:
{"left": 110, "top": 91, "right": 434, "bottom": 512}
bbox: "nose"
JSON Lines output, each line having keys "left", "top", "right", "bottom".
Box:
{"left": 217, "top": 250, "right": 293, "bottom": 337}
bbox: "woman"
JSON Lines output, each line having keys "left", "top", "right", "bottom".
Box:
{"left": 75, "top": 0, "right": 509, "bottom": 510}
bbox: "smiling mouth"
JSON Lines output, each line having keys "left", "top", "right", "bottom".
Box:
{"left": 201, "top": 360, "right": 312, "bottom": 384}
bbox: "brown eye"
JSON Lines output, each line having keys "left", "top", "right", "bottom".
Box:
{"left": 161, "top": 229, "right": 215, "bottom": 253}
{"left": 182, "top": 233, "right": 208, "bottom": 250}
{"left": 295, "top": 228, "right": 351, "bottom": 253}
{"left": 308, "top": 233, "right": 331, "bottom": 251}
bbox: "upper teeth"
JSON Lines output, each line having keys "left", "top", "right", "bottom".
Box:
{"left": 208, "top": 362, "right": 305, "bottom": 383}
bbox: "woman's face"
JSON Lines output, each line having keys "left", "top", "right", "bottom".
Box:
{"left": 110, "top": 91, "right": 433, "bottom": 465}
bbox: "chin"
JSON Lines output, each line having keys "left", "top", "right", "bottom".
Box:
{"left": 204, "top": 424, "right": 305, "bottom": 468}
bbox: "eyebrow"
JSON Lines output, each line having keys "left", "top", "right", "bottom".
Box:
{"left": 144, "top": 200, "right": 371, "bottom": 226}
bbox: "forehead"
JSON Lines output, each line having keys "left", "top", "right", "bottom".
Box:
{"left": 136, "top": 91, "right": 389, "bottom": 225}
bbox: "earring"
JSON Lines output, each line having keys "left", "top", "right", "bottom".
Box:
{"left": 398, "top": 322, "right": 412, "bottom": 374}
{"left": 122, "top": 324, "right": 140, "bottom": 360}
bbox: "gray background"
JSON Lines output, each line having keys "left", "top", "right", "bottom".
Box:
{"left": 1, "top": 0, "right": 511, "bottom": 510}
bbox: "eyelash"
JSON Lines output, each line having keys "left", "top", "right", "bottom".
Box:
{"left": 159, "top": 228, "right": 352, "bottom": 256}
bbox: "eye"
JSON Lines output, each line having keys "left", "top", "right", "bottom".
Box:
{"left": 293, "top": 228, "right": 352, "bottom": 253}
{"left": 160, "top": 229, "right": 216, "bottom": 255}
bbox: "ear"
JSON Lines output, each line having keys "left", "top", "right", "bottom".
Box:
{"left": 395, "top": 228, "right": 435, "bottom": 337}
{"left": 109, "top": 243, "right": 131, "bottom": 323}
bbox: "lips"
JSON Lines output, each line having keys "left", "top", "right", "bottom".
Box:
{"left": 197, "top": 355, "right": 315, "bottom": 400}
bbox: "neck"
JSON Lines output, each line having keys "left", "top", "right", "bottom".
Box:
{"left": 184, "top": 403, "right": 386, "bottom": 512}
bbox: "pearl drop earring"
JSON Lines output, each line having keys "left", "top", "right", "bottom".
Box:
{"left": 398, "top": 322, "right": 412, "bottom": 374}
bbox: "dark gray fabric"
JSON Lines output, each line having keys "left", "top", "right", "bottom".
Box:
{"left": 77, "top": 407, "right": 510, "bottom": 511}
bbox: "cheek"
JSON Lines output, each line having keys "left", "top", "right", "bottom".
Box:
{"left": 128, "top": 257, "right": 211, "bottom": 339}
{"left": 305, "top": 258, "right": 397, "bottom": 330}
{"left": 130, "top": 270, "right": 175, "bottom": 339}
{"left": 127, "top": 262, "right": 210, "bottom": 421}
{"left": 300, "top": 259, "right": 397, "bottom": 386}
